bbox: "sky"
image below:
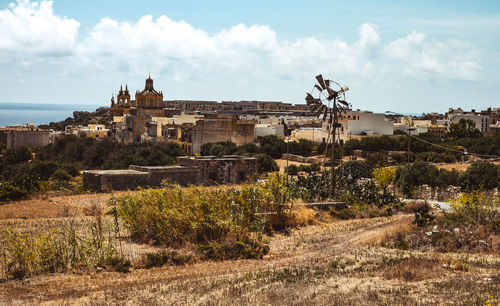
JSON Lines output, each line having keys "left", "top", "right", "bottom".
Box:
{"left": 0, "top": 0, "right": 499, "bottom": 114}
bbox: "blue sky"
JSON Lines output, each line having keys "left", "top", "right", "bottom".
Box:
{"left": 0, "top": 0, "right": 499, "bottom": 113}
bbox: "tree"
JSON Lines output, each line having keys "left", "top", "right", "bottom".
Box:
{"left": 255, "top": 154, "right": 279, "bottom": 173}
{"left": 448, "top": 119, "right": 482, "bottom": 139}
{"left": 395, "top": 161, "right": 440, "bottom": 197}
{"left": 460, "top": 161, "right": 499, "bottom": 191}
{"left": 285, "top": 164, "right": 298, "bottom": 176}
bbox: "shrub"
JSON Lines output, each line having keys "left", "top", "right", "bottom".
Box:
{"left": 460, "top": 161, "right": 499, "bottom": 191}
{"left": 0, "top": 182, "right": 28, "bottom": 202}
{"left": 412, "top": 202, "right": 435, "bottom": 227}
{"left": 0, "top": 225, "right": 120, "bottom": 279}
{"left": 366, "top": 152, "right": 389, "bottom": 167}
{"left": 395, "top": 161, "right": 440, "bottom": 197}
{"left": 298, "top": 164, "right": 311, "bottom": 173}
{"left": 115, "top": 174, "right": 291, "bottom": 260}
{"left": 285, "top": 164, "right": 299, "bottom": 176}
{"left": 309, "top": 163, "right": 321, "bottom": 172}
{"left": 255, "top": 153, "right": 279, "bottom": 173}
{"left": 447, "top": 191, "right": 499, "bottom": 226}
{"left": 142, "top": 250, "right": 192, "bottom": 268}
{"left": 50, "top": 169, "right": 73, "bottom": 182}
{"left": 372, "top": 167, "right": 396, "bottom": 190}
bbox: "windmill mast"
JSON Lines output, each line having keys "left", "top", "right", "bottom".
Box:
{"left": 305, "top": 74, "right": 349, "bottom": 199}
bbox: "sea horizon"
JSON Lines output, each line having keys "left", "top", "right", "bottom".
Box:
{"left": 0, "top": 102, "right": 105, "bottom": 127}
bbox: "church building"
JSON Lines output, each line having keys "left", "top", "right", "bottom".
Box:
{"left": 110, "top": 75, "right": 165, "bottom": 117}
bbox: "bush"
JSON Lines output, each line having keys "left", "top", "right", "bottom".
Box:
{"left": 255, "top": 153, "right": 279, "bottom": 173}
{"left": 285, "top": 164, "right": 298, "bottom": 176}
{"left": 336, "top": 160, "right": 373, "bottom": 185}
{"left": 372, "top": 167, "right": 396, "bottom": 190}
{"left": 298, "top": 164, "right": 311, "bottom": 173}
{"left": 412, "top": 202, "right": 435, "bottom": 227}
{"left": 366, "top": 152, "right": 389, "bottom": 167}
{"left": 0, "top": 224, "right": 120, "bottom": 279}
{"left": 50, "top": 169, "right": 73, "bottom": 182}
{"left": 460, "top": 161, "right": 499, "bottom": 191}
{"left": 115, "top": 174, "right": 291, "bottom": 260}
{"left": 142, "top": 250, "right": 192, "bottom": 268}
{"left": 0, "top": 182, "right": 28, "bottom": 202}
{"left": 395, "top": 161, "right": 440, "bottom": 197}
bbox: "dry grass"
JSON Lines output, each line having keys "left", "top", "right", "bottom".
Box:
{"left": 0, "top": 192, "right": 499, "bottom": 304}
{"left": 435, "top": 160, "right": 500, "bottom": 171}
{"left": 381, "top": 256, "right": 444, "bottom": 282}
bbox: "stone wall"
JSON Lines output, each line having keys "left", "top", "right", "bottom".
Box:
{"left": 83, "top": 155, "right": 258, "bottom": 191}
{"left": 177, "top": 155, "right": 258, "bottom": 184}
{"left": 281, "top": 153, "right": 323, "bottom": 164}
{"left": 83, "top": 169, "right": 150, "bottom": 192}
{"left": 388, "top": 184, "right": 462, "bottom": 201}
{"left": 0, "top": 130, "right": 49, "bottom": 149}
{"left": 129, "top": 165, "right": 199, "bottom": 186}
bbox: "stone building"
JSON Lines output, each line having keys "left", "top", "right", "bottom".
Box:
{"left": 134, "top": 75, "right": 164, "bottom": 109}
{"left": 83, "top": 155, "right": 258, "bottom": 191}
{"left": 192, "top": 115, "right": 256, "bottom": 154}
{"left": 0, "top": 124, "right": 49, "bottom": 149}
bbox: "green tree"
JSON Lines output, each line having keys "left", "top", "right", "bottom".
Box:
{"left": 460, "top": 161, "right": 499, "bottom": 191}
{"left": 448, "top": 119, "right": 482, "bottom": 139}
{"left": 395, "top": 161, "right": 440, "bottom": 197}
{"left": 285, "top": 164, "right": 298, "bottom": 176}
{"left": 255, "top": 154, "right": 279, "bottom": 173}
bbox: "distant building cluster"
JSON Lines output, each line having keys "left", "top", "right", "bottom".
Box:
{"left": 1, "top": 75, "right": 499, "bottom": 152}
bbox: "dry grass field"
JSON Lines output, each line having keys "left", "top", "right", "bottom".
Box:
{"left": 435, "top": 161, "right": 500, "bottom": 172}
{"left": 1, "top": 193, "right": 499, "bottom": 305}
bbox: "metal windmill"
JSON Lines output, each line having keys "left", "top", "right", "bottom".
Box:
{"left": 305, "top": 74, "right": 350, "bottom": 198}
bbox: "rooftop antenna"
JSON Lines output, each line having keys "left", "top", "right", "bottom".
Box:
{"left": 305, "top": 74, "right": 350, "bottom": 199}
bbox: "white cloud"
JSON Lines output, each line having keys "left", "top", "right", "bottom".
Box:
{"left": 74, "top": 14, "right": 381, "bottom": 82}
{"left": 0, "top": 0, "right": 483, "bottom": 96}
{"left": 384, "top": 30, "right": 480, "bottom": 80}
{"left": 0, "top": 0, "right": 80, "bottom": 55}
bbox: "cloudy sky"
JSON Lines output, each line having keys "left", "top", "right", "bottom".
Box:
{"left": 0, "top": 0, "right": 499, "bottom": 113}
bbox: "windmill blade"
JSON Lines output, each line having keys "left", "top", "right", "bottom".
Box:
{"left": 338, "top": 85, "right": 349, "bottom": 94}
{"left": 307, "top": 98, "right": 320, "bottom": 106}
{"left": 325, "top": 78, "right": 330, "bottom": 88}
{"left": 315, "top": 105, "right": 326, "bottom": 117}
{"left": 316, "top": 74, "right": 326, "bottom": 90}
{"left": 311, "top": 103, "right": 323, "bottom": 113}
{"left": 314, "top": 84, "right": 323, "bottom": 92}
{"left": 305, "top": 93, "right": 314, "bottom": 104}
{"left": 338, "top": 99, "right": 348, "bottom": 107}
{"left": 326, "top": 87, "right": 336, "bottom": 100}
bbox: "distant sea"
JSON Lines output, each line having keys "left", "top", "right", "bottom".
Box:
{"left": 0, "top": 102, "right": 104, "bottom": 126}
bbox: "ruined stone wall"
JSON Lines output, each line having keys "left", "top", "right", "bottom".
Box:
{"left": 84, "top": 155, "right": 258, "bottom": 191}
{"left": 83, "top": 166, "right": 199, "bottom": 191}
{"left": 83, "top": 170, "right": 149, "bottom": 192}
{"left": 281, "top": 153, "right": 323, "bottom": 164}
{"left": 177, "top": 155, "right": 258, "bottom": 185}
{"left": 388, "top": 184, "right": 462, "bottom": 201}
{"left": 129, "top": 165, "right": 199, "bottom": 186}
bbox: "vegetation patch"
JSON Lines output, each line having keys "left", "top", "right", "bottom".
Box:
{"left": 115, "top": 174, "right": 292, "bottom": 261}
{"left": 383, "top": 191, "right": 500, "bottom": 253}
